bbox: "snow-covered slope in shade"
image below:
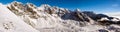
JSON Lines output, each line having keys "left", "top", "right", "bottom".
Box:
{"left": 0, "top": 3, "right": 39, "bottom": 32}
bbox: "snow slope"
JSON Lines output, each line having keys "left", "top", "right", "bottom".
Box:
{"left": 0, "top": 3, "right": 39, "bottom": 32}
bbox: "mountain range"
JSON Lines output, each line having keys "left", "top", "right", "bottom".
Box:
{"left": 0, "top": 1, "right": 120, "bottom": 32}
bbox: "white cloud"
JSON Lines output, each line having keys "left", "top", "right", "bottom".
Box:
{"left": 104, "top": 12, "right": 120, "bottom": 18}
{"left": 112, "top": 4, "right": 119, "bottom": 7}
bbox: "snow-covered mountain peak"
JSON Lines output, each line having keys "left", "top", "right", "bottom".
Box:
{"left": 0, "top": 1, "right": 120, "bottom": 32}
{"left": 40, "top": 4, "right": 51, "bottom": 8}
{"left": 26, "top": 3, "right": 37, "bottom": 8}
{"left": 75, "top": 8, "right": 81, "bottom": 12}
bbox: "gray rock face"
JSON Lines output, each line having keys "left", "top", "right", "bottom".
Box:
{"left": 98, "top": 29, "right": 108, "bottom": 32}
{"left": 62, "top": 11, "right": 92, "bottom": 22}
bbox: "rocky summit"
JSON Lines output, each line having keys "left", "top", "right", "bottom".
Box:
{"left": 0, "top": 1, "right": 120, "bottom": 32}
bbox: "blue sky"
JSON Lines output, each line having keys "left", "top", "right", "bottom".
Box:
{"left": 0, "top": 0, "right": 120, "bottom": 13}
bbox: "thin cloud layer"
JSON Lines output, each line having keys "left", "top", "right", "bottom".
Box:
{"left": 112, "top": 4, "right": 119, "bottom": 7}
{"left": 104, "top": 12, "right": 120, "bottom": 18}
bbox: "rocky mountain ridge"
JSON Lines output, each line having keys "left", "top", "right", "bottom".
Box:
{"left": 0, "top": 1, "right": 120, "bottom": 32}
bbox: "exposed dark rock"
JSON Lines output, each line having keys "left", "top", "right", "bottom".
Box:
{"left": 45, "top": 8, "right": 54, "bottom": 14}
{"left": 61, "top": 9, "right": 94, "bottom": 23}
{"left": 82, "top": 11, "right": 98, "bottom": 20}
{"left": 82, "top": 11, "right": 109, "bottom": 21}
{"left": 106, "top": 25, "right": 120, "bottom": 32}
{"left": 97, "top": 17, "right": 120, "bottom": 25}
{"left": 107, "top": 17, "right": 114, "bottom": 20}
{"left": 98, "top": 20, "right": 115, "bottom": 25}
{"left": 96, "top": 14, "right": 109, "bottom": 19}
{"left": 98, "top": 29, "right": 108, "bottom": 32}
